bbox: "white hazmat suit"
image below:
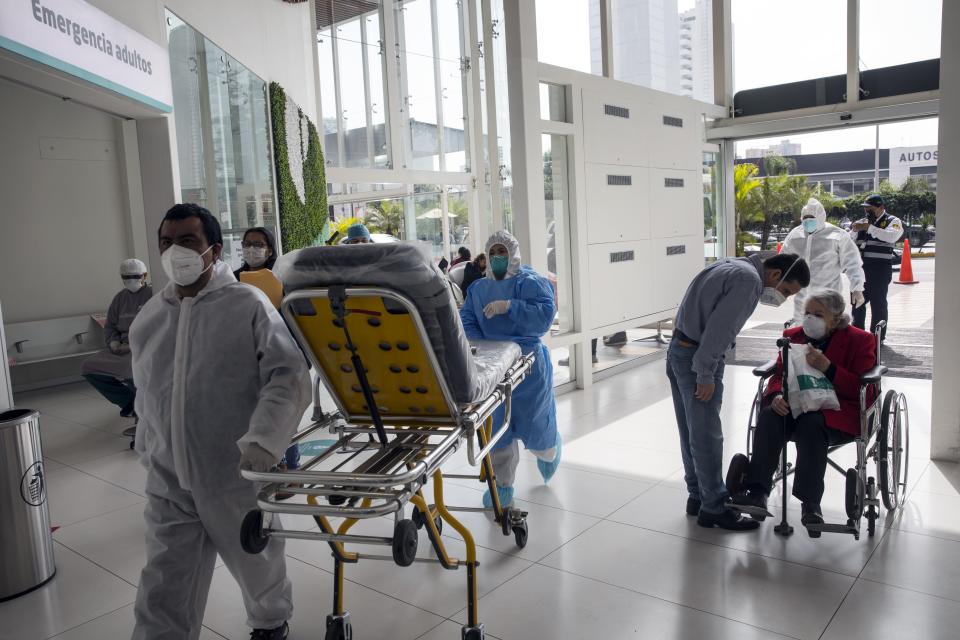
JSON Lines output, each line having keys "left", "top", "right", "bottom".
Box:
{"left": 129, "top": 261, "right": 311, "bottom": 639}
{"left": 782, "top": 198, "right": 865, "bottom": 321}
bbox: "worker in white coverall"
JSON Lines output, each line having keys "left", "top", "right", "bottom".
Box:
{"left": 782, "top": 198, "right": 865, "bottom": 322}
{"left": 129, "top": 203, "right": 310, "bottom": 640}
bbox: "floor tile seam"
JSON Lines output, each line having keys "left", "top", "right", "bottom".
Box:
{"left": 582, "top": 517, "right": 865, "bottom": 579}
{"left": 46, "top": 458, "right": 148, "bottom": 501}
{"left": 439, "top": 562, "right": 545, "bottom": 629}
{"left": 886, "top": 521, "right": 960, "bottom": 544}
{"left": 528, "top": 517, "right": 606, "bottom": 565}
{"left": 412, "top": 619, "right": 451, "bottom": 640}
{"left": 437, "top": 478, "right": 615, "bottom": 520}
{"left": 37, "top": 408, "right": 120, "bottom": 430}
{"left": 51, "top": 539, "right": 141, "bottom": 590}
{"left": 51, "top": 497, "right": 147, "bottom": 532}
{"left": 41, "top": 602, "right": 135, "bottom": 640}
{"left": 559, "top": 459, "right": 684, "bottom": 485}
{"left": 528, "top": 564, "right": 804, "bottom": 640}
{"left": 855, "top": 575, "right": 960, "bottom": 605}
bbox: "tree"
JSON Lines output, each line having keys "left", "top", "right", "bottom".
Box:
{"left": 754, "top": 155, "right": 798, "bottom": 250}
{"left": 734, "top": 162, "right": 762, "bottom": 255}
{"left": 366, "top": 199, "right": 405, "bottom": 237}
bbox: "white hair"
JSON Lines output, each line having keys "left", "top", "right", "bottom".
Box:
{"left": 805, "top": 289, "right": 850, "bottom": 328}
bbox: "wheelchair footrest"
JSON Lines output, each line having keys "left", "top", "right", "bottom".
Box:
{"left": 805, "top": 521, "right": 858, "bottom": 536}
{"left": 729, "top": 504, "right": 774, "bottom": 519}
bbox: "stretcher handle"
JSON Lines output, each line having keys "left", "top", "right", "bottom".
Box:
{"left": 465, "top": 380, "right": 513, "bottom": 466}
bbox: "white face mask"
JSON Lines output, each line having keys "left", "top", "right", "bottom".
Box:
{"left": 242, "top": 246, "right": 268, "bottom": 268}
{"left": 802, "top": 218, "right": 819, "bottom": 234}
{"left": 759, "top": 287, "right": 787, "bottom": 307}
{"left": 802, "top": 313, "right": 828, "bottom": 340}
{"left": 122, "top": 279, "right": 144, "bottom": 293}
{"left": 161, "top": 244, "right": 214, "bottom": 287}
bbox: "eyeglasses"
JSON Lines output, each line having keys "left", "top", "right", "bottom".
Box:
{"left": 242, "top": 241, "right": 268, "bottom": 249}
{"left": 121, "top": 274, "right": 144, "bottom": 280}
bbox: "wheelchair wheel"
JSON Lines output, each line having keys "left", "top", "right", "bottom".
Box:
{"left": 845, "top": 469, "right": 864, "bottom": 521}
{"left": 392, "top": 519, "right": 418, "bottom": 567}
{"left": 879, "top": 391, "right": 910, "bottom": 511}
{"left": 726, "top": 453, "right": 750, "bottom": 495}
{"left": 240, "top": 510, "right": 269, "bottom": 554}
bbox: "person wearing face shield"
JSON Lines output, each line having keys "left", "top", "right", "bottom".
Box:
{"left": 669, "top": 252, "right": 810, "bottom": 530}
{"left": 849, "top": 194, "right": 904, "bottom": 342}
{"left": 129, "top": 204, "right": 310, "bottom": 640}
{"left": 459, "top": 231, "right": 560, "bottom": 509}
{"left": 81, "top": 259, "right": 153, "bottom": 422}
{"left": 782, "top": 198, "right": 865, "bottom": 323}
{"left": 731, "top": 290, "right": 876, "bottom": 536}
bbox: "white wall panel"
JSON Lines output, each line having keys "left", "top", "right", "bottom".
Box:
{"left": 649, "top": 235, "right": 703, "bottom": 314}
{"left": 582, "top": 89, "right": 651, "bottom": 167}
{"left": 644, "top": 94, "right": 700, "bottom": 171}
{"left": 584, "top": 163, "right": 650, "bottom": 244}
{"left": 648, "top": 168, "right": 702, "bottom": 239}
{"left": 588, "top": 241, "right": 652, "bottom": 329}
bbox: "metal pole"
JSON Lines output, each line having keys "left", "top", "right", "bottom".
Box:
{"left": 774, "top": 339, "right": 794, "bottom": 537}
{"left": 874, "top": 125, "right": 880, "bottom": 191}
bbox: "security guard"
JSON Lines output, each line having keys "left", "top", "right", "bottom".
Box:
{"left": 849, "top": 194, "right": 903, "bottom": 342}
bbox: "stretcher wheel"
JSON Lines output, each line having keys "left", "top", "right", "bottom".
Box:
{"left": 845, "top": 469, "right": 864, "bottom": 521}
{"left": 392, "top": 519, "right": 418, "bottom": 567}
{"left": 412, "top": 505, "right": 443, "bottom": 535}
{"left": 462, "top": 625, "right": 485, "bottom": 640}
{"left": 325, "top": 614, "right": 352, "bottom": 640}
{"left": 240, "top": 510, "right": 269, "bottom": 554}
{"left": 513, "top": 522, "right": 528, "bottom": 549}
{"left": 726, "top": 453, "right": 749, "bottom": 494}
{"left": 879, "top": 391, "right": 908, "bottom": 511}
{"left": 328, "top": 494, "right": 348, "bottom": 506}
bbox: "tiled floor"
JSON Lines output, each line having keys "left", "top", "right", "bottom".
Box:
{"left": 1, "top": 362, "right": 953, "bottom": 640}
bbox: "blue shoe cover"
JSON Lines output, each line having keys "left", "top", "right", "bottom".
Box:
{"left": 482, "top": 485, "right": 515, "bottom": 509}
{"left": 537, "top": 434, "right": 563, "bottom": 484}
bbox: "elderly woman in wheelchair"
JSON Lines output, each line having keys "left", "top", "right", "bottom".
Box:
{"left": 730, "top": 289, "right": 887, "bottom": 538}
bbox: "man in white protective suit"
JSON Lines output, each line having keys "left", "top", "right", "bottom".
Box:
{"left": 782, "top": 197, "right": 865, "bottom": 322}
{"left": 129, "top": 203, "right": 311, "bottom": 640}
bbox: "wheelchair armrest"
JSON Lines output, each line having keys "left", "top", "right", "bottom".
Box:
{"left": 752, "top": 359, "right": 779, "bottom": 378}
{"left": 860, "top": 365, "right": 888, "bottom": 385}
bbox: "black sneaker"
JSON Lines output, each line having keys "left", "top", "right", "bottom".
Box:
{"left": 686, "top": 497, "right": 701, "bottom": 516}
{"left": 697, "top": 508, "right": 760, "bottom": 531}
{"left": 801, "top": 502, "right": 824, "bottom": 538}
{"left": 730, "top": 490, "right": 772, "bottom": 520}
{"left": 251, "top": 622, "right": 289, "bottom": 640}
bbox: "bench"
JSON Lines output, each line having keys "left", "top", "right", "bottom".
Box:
{"left": 5, "top": 314, "right": 106, "bottom": 392}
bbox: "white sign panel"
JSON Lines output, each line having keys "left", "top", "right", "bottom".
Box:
{"left": 889, "top": 145, "right": 938, "bottom": 187}
{"left": 0, "top": 0, "right": 172, "bottom": 112}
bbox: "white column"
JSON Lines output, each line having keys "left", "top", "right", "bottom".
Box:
{"left": 931, "top": 0, "right": 960, "bottom": 461}
{"left": 502, "top": 0, "right": 547, "bottom": 271}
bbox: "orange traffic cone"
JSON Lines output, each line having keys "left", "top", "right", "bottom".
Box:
{"left": 895, "top": 238, "right": 918, "bottom": 285}
{"left": 776, "top": 241, "right": 782, "bottom": 253}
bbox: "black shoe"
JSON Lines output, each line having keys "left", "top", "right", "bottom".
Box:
{"left": 120, "top": 404, "right": 135, "bottom": 418}
{"left": 251, "top": 622, "right": 289, "bottom": 640}
{"left": 686, "top": 497, "right": 701, "bottom": 516}
{"left": 730, "top": 490, "right": 772, "bottom": 520}
{"left": 697, "top": 507, "right": 760, "bottom": 531}
{"left": 801, "top": 502, "right": 824, "bottom": 538}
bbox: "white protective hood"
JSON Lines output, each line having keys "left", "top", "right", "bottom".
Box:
{"left": 801, "top": 198, "right": 827, "bottom": 233}
{"left": 485, "top": 230, "right": 522, "bottom": 280}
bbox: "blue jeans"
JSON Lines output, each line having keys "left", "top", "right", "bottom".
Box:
{"left": 666, "top": 340, "right": 729, "bottom": 514}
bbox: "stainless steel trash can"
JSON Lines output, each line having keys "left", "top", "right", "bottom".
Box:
{"left": 0, "top": 409, "right": 56, "bottom": 601}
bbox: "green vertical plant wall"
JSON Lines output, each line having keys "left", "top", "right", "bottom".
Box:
{"left": 269, "top": 82, "right": 329, "bottom": 250}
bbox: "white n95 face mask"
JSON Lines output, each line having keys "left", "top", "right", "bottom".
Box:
{"left": 802, "top": 314, "right": 828, "bottom": 340}
{"left": 759, "top": 287, "right": 787, "bottom": 307}
{"left": 802, "top": 218, "right": 818, "bottom": 234}
{"left": 242, "top": 246, "right": 268, "bottom": 268}
{"left": 161, "top": 244, "right": 213, "bottom": 286}
{"left": 123, "top": 279, "right": 144, "bottom": 293}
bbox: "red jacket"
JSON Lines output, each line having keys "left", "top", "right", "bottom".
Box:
{"left": 764, "top": 325, "right": 877, "bottom": 436}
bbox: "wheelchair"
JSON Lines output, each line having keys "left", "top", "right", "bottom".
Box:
{"left": 726, "top": 321, "right": 910, "bottom": 540}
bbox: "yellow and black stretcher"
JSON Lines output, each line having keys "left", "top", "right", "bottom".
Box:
{"left": 239, "top": 243, "right": 534, "bottom": 640}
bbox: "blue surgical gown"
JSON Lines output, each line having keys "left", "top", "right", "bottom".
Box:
{"left": 460, "top": 267, "right": 558, "bottom": 452}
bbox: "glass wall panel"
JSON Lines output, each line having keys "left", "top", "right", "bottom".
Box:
{"left": 732, "top": 0, "right": 845, "bottom": 94}
{"left": 398, "top": 0, "right": 441, "bottom": 171}
{"left": 364, "top": 12, "right": 390, "bottom": 167}
{"left": 167, "top": 11, "right": 275, "bottom": 271}
{"left": 703, "top": 151, "right": 721, "bottom": 263}
{"left": 539, "top": 82, "right": 568, "bottom": 122}
{"left": 317, "top": 28, "right": 340, "bottom": 166}
{"left": 336, "top": 18, "right": 370, "bottom": 167}
{"left": 859, "top": 0, "right": 941, "bottom": 72}
{"left": 437, "top": 0, "right": 469, "bottom": 172}
{"left": 491, "top": 0, "right": 513, "bottom": 231}
{"left": 608, "top": 0, "right": 712, "bottom": 100}
{"left": 542, "top": 134, "right": 574, "bottom": 336}
{"left": 535, "top": 0, "right": 598, "bottom": 74}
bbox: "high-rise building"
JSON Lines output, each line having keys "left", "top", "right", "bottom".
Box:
{"left": 679, "top": 1, "right": 713, "bottom": 102}
{"left": 590, "top": 0, "right": 682, "bottom": 95}
{"left": 743, "top": 139, "right": 803, "bottom": 158}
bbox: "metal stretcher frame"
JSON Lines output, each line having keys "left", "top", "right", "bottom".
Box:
{"left": 239, "top": 286, "right": 535, "bottom": 640}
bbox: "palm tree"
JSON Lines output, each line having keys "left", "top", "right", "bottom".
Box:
{"left": 366, "top": 200, "right": 405, "bottom": 238}
{"left": 734, "top": 162, "right": 761, "bottom": 255}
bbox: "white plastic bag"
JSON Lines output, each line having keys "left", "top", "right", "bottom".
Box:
{"left": 785, "top": 343, "right": 840, "bottom": 418}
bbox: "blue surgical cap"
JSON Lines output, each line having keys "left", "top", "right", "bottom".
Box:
{"left": 347, "top": 223, "right": 371, "bottom": 240}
